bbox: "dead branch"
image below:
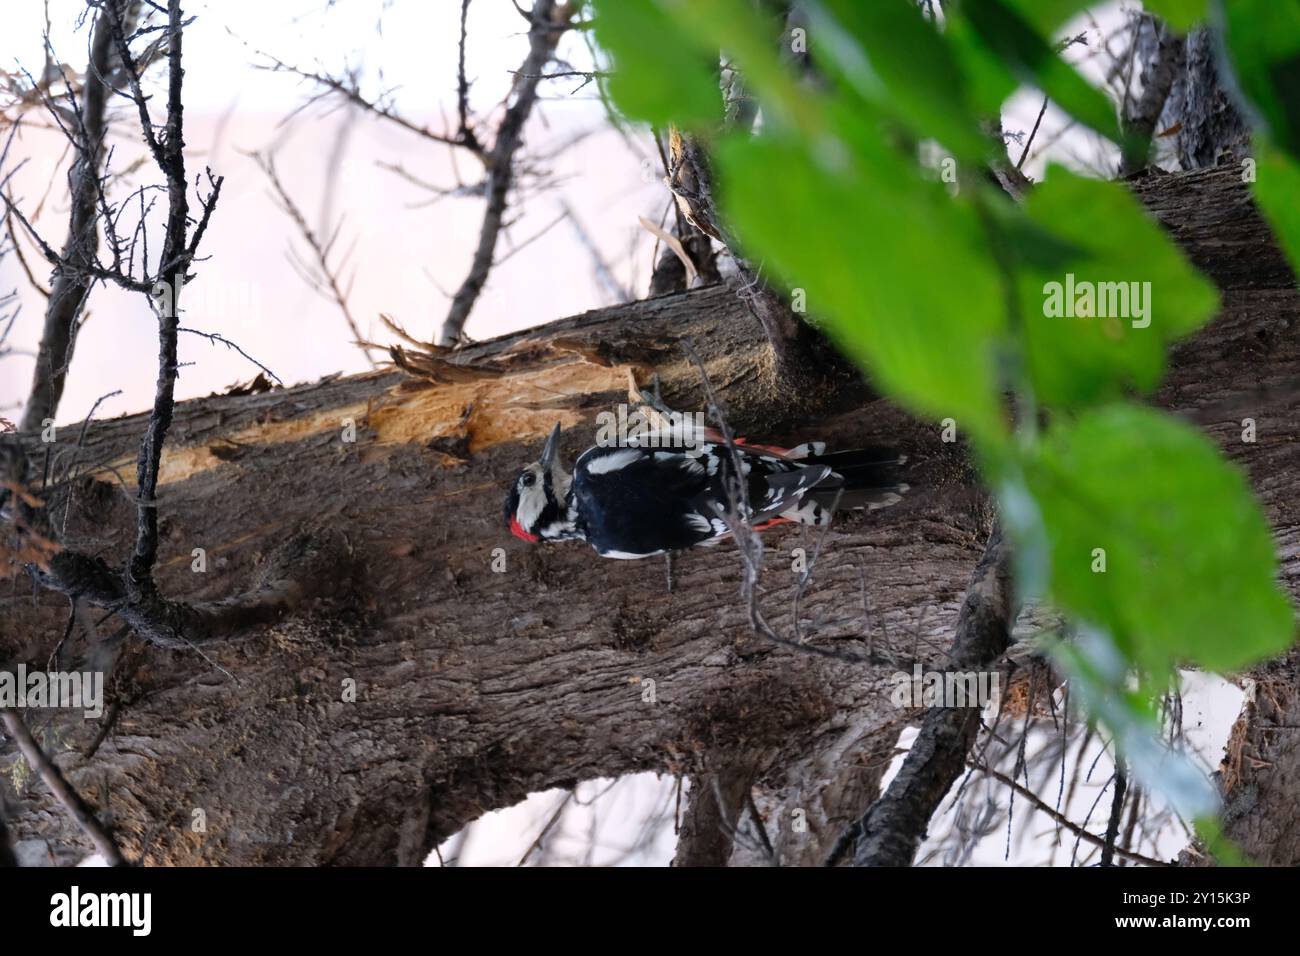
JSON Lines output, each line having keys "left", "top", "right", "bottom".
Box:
{"left": 0, "top": 3, "right": 302, "bottom": 663}
{"left": 972, "top": 760, "right": 1165, "bottom": 867}
{"left": 102, "top": 0, "right": 224, "bottom": 600}
{"left": 0, "top": 708, "right": 125, "bottom": 865}
{"left": 20, "top": 1, "right": 124, "bottom": 431}
{"left": 1101, "top": 761, "right": 1128, "bottom": 866}
{"left": 256, "top": 153, "right": 377, "bottom": 367}
{"left": 456, "top": 0, "right": 483, "bottom": 155}
{"left": 251, "top": 53, "right": 483, "bottom": 158}
{"left": 437, "top": 0, "right": 570, "bottom": 345}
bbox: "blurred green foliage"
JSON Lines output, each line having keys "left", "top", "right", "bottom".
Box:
{"left": 591, "top": 0, "right": 1297, "bottom": 833}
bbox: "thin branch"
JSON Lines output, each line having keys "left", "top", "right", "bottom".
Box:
{"left": 973, "top": 761, "right": 1163, "bottom": 867}
{"left": 177, "top": 328, "right": 284, "bottom": 385}
{"left": 1101, "top": 761, "right": 1128, "bottom": 867}
{"left": 437, "top": 0, "right": 568, "bottom": 345}
{"left": 455, "top": 0, "right": 482, "bottom": 154}
{"left": 0, "top": 708, "right": 126, "bottom": 865}
{"left": 256, "top": 154, "right": 376, "bottom": 366}
{"left": 516, "top": 790, "right": 572, "bottom": 866}
{"left": 1016, "top": 95, "right": 1049, "bottom": 171}
{"left": 249, "top": 48, "right": 485, "bottom": 159}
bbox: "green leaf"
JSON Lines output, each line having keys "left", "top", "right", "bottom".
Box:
{"left": 943, "top": 12, "right": 1019, "bottom": 118}
{"left": 1220, "top": 0, "right": 1300, "bottom": 161}
{"left": 1250, "top": 137, "right": 1300, "bottom": 280}
{"left": 695, "top": 0, "right": 805, "bottom": 117}
{"left": 805, "top": 0, "right": 991, "bottom": 161}
{"left": 714, "top": 126, "right": 1009, "bottom": 443}
{"left": 1024, "top": 404, "right": 1294, "bottom": 674}
{"left": 1001, "top": 1, "right": 1205, "bottom": 40}
{"left": 1141, "top": 0, "right": 1209, "bottom": 32}
{"left": 591, "top": 0, "right": 722, "bottom": 127}
{"left": 1002, "top": 1, "right": 1092, "bottom": 35}
{"left": 961, "top": 0, "right": 1127, "bottom": 146}
{"left": 1010, "top": 165, "right": 1220, "bottom": 406}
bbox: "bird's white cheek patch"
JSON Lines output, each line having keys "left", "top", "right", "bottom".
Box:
{"left": 515, "top": 487, "right": 547, "bottom": 532}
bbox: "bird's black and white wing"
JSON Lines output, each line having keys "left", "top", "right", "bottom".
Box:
{"left": 571, "top": 442, "right": 834, "bottom": 558}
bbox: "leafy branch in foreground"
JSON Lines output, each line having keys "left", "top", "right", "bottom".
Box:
{"left": 591, "top": 0, "right": 1297, "bottom": 856}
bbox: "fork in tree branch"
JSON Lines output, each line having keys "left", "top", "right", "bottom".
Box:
{"left": 0, "top": 3, "right": 287, "bottom": 657}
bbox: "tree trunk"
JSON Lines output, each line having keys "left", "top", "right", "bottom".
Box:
{"left": 1, "top": 166, "right": 1297, "bottom": 866}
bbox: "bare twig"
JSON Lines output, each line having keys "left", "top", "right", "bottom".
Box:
{"left": 1016, "top": 95, "right": 1049, "bottom": 171}
{"left": 455, "top": 0, "right": 483, "bottom": 154}
{"left": 679, "top": 340, "right": 895, "bottom": 666}
{"left": 256, "top": 153, "right": 376, "bottom": 366}
{"left": 437, "top": 0, "right": 569, "bottom": 345}
{"left": 0, "top": 709, "right": 126, "bottom": 865}
{"left": 177, "top": 328, "right": 284, "bottom": 384}
{"left": 250, "top": 50, "right": 485, "bottom": 158}
{"left": 1101, "top": 761, "right": 1128, "bottom": 867}
{"left": 972, "top": 760, "right": 1163, "bottom": 867}
{"left": 516, "top": 790, "right": 572, "bottom": 866}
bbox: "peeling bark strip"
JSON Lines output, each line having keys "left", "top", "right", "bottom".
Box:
{"left": 846, "top": 526, "right": 1012, "bottom": 868}
{"left": 0, "top": 167, "right": 1298, "bottom": 865}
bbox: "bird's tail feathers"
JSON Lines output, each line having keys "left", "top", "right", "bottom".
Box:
{"left": 803, "top": 446, "right": 908, "bottom": 511}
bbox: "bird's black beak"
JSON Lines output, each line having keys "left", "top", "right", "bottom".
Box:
{"left": 540, "top": 421, "right": 562, "bottom": 470}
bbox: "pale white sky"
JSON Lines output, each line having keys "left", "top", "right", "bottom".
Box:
{"left": 0, "top": 1, "right": 1135, "bottom": 425}
{"left": 1, "top": 0, "right": 664, "bottom": 422}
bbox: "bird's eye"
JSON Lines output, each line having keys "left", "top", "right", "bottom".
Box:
{"left": 521, "top": 472, "right": 536, "bottom": 488}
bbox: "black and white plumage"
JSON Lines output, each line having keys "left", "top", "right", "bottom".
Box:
{"left": 504, "top": 422, "right": 907, "bottom": 560}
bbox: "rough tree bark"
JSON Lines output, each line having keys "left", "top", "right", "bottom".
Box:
{"left": 849, "top": 526, "right": 1012, "bottom": 867}
{"left": 1158, "top": 28, "right": 1253, "bottom": 171}
{"left": 0, "top": 166, "right": 1296, "bottom": 866}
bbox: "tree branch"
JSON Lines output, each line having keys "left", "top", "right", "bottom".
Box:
{"left": 1118, "top": 18, "right": 1186, "bottom": 177}
{"left": 0, "top": 800, "right": 18, "bottom": 867}
{"left": 672, "top": 766, "right": 755, "bottom": 866}
{"left": 847, "top": 524, "right": 1013, "bottom": 867}
{"left": 437, "top": 0, "right": 568, "bottom": 345}
{"left": 0, "top": 708, "right": 126, "bottom": 865}
{"left": 20, "top": 1, "right": 125, "bottom": 431}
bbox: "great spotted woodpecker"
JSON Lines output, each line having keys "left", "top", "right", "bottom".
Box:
{"left": 503, "top": 422, "right": 907, "bottom": 559}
